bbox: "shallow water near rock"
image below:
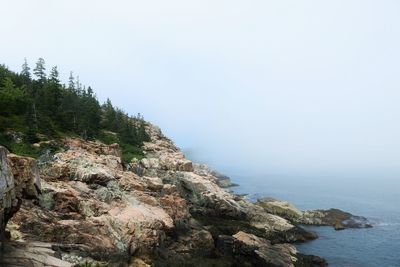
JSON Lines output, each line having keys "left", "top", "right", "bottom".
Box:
{"left": 229, "top": 174, "right": 400, "bottom": 267}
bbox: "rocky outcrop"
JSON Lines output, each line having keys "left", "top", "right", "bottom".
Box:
{"left": 0, "top": 123, "right": 370, "bottom": 266}
{"left": 0, "top": 147, "right": 72, "bottom": 266}
{"left": 257, "top": 198, "right": 303, "bottom": 221}
{"left": 0, "top": 147, "right": 42, "bottom": 238}
{"left": 193, "top": 163, "right": 236, "bottom": 188}
{"left": 257, "top": 198, "right": 372, "bottom": 230}
{"left": 301, "top": 209, "right": 372, "bottom": 230}
{"left": 7, "top": 153, "right": 41, "bottom": 199}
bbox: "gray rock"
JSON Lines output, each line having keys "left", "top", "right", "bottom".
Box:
{"left": 0, "top": 146, "right": 16, "bottom": 238}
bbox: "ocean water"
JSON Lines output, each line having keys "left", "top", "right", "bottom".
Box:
{"left": 230, "top": 174, "right": 400, "bottom": 267}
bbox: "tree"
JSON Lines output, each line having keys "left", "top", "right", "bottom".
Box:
{"left": 68, "top": 71, "right": 75, "bottom": 91}
{"left": 87, "top": 86, "right": 94, "bottom": 97}
{"left": 76, "top": 75, "right": 82, "bottom": 95}
{"left": 33, "top": 58, "right": 46, "bottom": 83}
{"left": 43, "top": 66, "right": 62, "bottom": 120}
{"left": 21, "top": 58, "right": 31, "bottom": 79}
{"left": 0, "top": 58, "right": 150, "bottom": 161}
{"left": 0, "top": 77, "right": 27, "bottom": 116}
{"left": 49, "top": 66, "right": 60, "bottom": 84}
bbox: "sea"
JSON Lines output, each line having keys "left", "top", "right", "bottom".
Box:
{"left": 230, "top": 174, "right": 400, "bottom": 267}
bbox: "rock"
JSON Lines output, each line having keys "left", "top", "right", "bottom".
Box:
{"left": 170, "top": 229, "right": 214, "bottom": 255}
{"left": 0, "top": 241, "right": 73, "bottom": 267}
{"left": 216, "top": 235, "right": 234, "bottom": 256}
{"left": 7, "top": 154, "right": 42, "bottom": 199}
{"left": 0, "top": 148, "right": 42, "bottom": 239}
{"left": 257, "top": 197, "right": 372, "bottom": 230}
{"left": 7, "top": 138, "right": 188, "bottom": 263}
{"left": 193, "top": 163, "right": 235, "bottom": 188}
{"left": 2, "top": 124, "right": 369, "bottom": 266}
{"left": 232, "top": 231, "right": 298, "bottom": 267}
{"left": 3, "top": 130, "right": 24, "bottom": 144}
{"left": 301, "top": 208, "right": 372, "bottom": 229}
{"left": 334, "top": 221, "right": 345, "bottom": 231}
{"left": 129, "top": 258, "right": 151, "bottom": 267}
{"left": 257, "top": 198, "right": 303, "bottom": 221}
{"left": 0, "top": 146, "right": 17, "bottom": 238}
{"left": 0, "top": 147, "right": 75, "bottom": 266}
{"left": 297, "top": 254, "right": 328, "bottom": 267}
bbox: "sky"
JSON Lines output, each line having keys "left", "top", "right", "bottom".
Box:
{"left": 1, "top": 0, "right": 400, "bottom": 179}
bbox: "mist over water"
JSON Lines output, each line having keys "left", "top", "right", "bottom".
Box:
{"left": 186, "top": 149, "right": 400, "bottom": 266}
{"left": 187, "top": 144, "right": 400, "bottom": 266}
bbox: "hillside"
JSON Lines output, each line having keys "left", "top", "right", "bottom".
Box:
{"left": 0, "top": 59, "right": 149, "bottom": 162}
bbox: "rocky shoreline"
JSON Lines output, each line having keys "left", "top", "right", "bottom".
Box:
{"left": 0, "top": 123, "right": 371, "bottom": 266}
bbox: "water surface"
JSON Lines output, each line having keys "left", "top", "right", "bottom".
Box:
{"left": 231, "top": 174, "right": 400, "bottom": 267}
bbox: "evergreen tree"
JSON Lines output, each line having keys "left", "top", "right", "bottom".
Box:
{"left": 21, "top": 58, "right": 31, "bottom": 80}
{"left": 76, "top": 75, "right": 82, "bottom": 95}
{"left": 87, "top": 86, "right": 94, "bottom": 97}
{"left": 0, "top": 59, "right": 150, "bottom": 162}
{"left": 33, "top": 58, "right": 46, "bottom": 83}
{"left": 49, "top": 66, "right": 60, "bottom": 84}
{"left": 68, "top": 71, "right": 75, "bottom": 91}
{"left": 43, "top": 66, "right": 62, "bottom": 120}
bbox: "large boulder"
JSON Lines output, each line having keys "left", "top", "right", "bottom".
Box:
{"left": 0, "top": 146, "right": 17, "bottom": 238}
{"left": 7, "top": 154, "right": 41, "bottom": 199}
{"left": 232, "top": 231, "right": 298, "bottom": 267}
{"left": 0, "top": 148, "right": 41, "bottom": 238}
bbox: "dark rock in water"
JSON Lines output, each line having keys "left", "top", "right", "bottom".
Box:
{"left": 257, "top": 198, "right": 372, "bottom": 230}
{"left": 296, "top": 254, "right": 328, "bottom": 267}
{"left": 232, "top": 231, "right": 304, "bottom": 267}
{"left": 302, "top": 208, "right": 372, "bottom": 230}
{"left": 334, "top": 221, "right": 345, "bottom": 231}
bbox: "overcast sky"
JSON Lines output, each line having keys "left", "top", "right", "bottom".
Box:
{"left": 1, "top": 0, "right": 400, "bottom": 179}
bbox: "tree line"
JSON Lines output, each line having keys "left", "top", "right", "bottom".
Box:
{"left": 0, "top": 58, "right": 150, "bottom": 157}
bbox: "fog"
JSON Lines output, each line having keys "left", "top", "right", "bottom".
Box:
{"left": 1, "top": 0, "right": 400, "bottom": 179}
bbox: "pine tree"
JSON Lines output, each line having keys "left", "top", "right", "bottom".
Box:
{"left": 49, "top": 66, "right": 60, "bottom": 84}
{"left": 68, "top": 71, "right": 75, "bottom": 91}
{"left": 44, "top": 66, "right": 62, "bottom": 120}
{"left": 33, "top": 58, "right": 46, "bottom": 83}
{"left": 0, "top": 59, "right": 149, "bottom": 161}
{"left": 76, "top": 75, "right": 82, "bottom": 95}
{"left": 21, "top": 58, "right": 31, "bottom": 79}
{"left": 87, "top": 86, "right": 94, "bottom": 97}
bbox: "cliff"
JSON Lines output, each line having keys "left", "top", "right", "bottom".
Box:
{"left": 0, "top": 123, "right": 368, "bottom": 267}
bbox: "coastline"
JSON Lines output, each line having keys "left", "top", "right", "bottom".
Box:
{"left": 0, "top": 123, "right": 371, "bottom": 267}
